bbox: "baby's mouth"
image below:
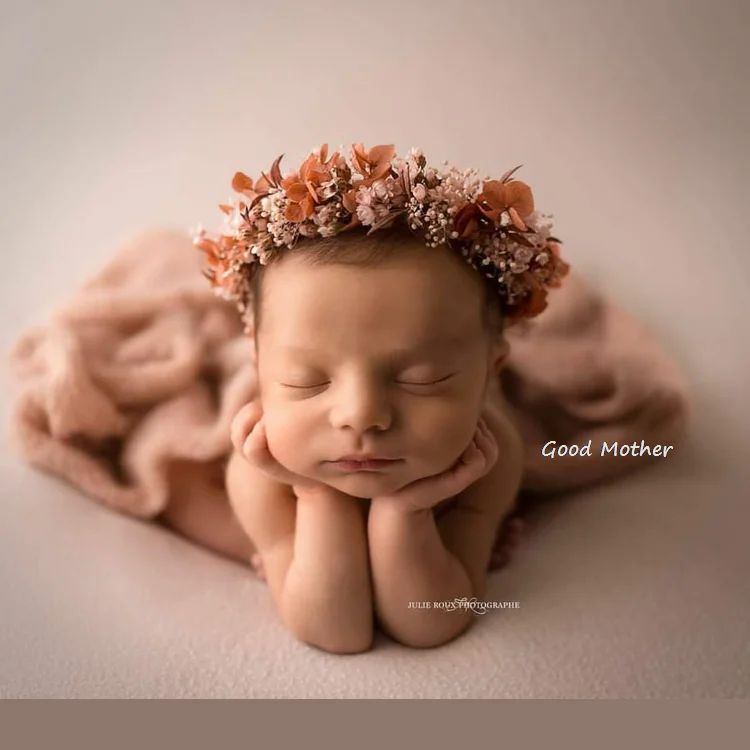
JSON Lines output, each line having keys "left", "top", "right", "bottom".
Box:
{"left": 328, "top": 458, "right": 402, "bottom": 472}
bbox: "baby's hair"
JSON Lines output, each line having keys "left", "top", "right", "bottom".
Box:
{"left": 249, "top": 224, "right": 505, "bottom": 340}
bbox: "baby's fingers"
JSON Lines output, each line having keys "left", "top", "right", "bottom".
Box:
{"left": 230, "top": 401, "right": 263, "bottom": 455}
{"left": 448, "top": 438, "right": 487, "bottom": 489}
{"left": 241, "top": 420, "right": 288, "bottom": 480}
{"left": 474, "top": 418, "right": 499, "bottom": 474}
{"left": 241, "top": 419, "right": 309, "bottom": 487}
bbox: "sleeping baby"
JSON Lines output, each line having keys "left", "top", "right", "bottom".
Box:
{"left": 193, "top": 143, "right": 570, "bottom": 653}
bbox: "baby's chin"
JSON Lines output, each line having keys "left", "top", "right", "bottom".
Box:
{"left": 316, "top": 461, "right": 416, "bottom": 498}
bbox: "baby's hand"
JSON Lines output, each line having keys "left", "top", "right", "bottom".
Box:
{"left": 230, "top": 401, "right": 325, "bottom": 493}
{"left": 374, "top": 414, "right": 499, "bottom": 513}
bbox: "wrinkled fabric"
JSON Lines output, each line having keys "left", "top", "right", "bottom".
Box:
{"left": 5, "top": 228, "right": 690, "bottom": 560}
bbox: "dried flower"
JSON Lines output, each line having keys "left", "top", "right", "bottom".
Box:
{"left": 191, "top": 143, "right": 570, "bottom": 331}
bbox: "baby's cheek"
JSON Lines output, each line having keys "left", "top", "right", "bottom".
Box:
{"left": 419, "top": 407, "right": 477, "bottom": 461}
{"left": 264, "top": 410, "right": 311, "bottom": 468}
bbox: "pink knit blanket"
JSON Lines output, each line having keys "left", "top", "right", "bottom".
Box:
{"left": 5, "top": 228, "right": 690, "bottom": 552}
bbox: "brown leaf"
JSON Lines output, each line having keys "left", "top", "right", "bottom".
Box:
{"left": 255, "top": 174, "right": 272, "bottom": 193}
{"left": 269, "top": 154, "right": 284, "bottom": 186}
{"left": 401, "top": 165, "right": 412, "bottom": 197}
{"left": 249, "top": 192, "right": 267, "bottom": 211}
{"left": 499, "top": 164, "right": 523, "bottom": 184}
{"left": 259, "top": 171, "right": 273, "bottom": 190}
{"left": 366, "top": 209, "right": 407, "bottom": 234}
{"left": 507, "top": 231, "right": 533, "bottom": 247}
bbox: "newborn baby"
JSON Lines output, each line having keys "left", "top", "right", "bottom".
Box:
{"left": 224, "top": 226, "right": 525, "bottom": 653}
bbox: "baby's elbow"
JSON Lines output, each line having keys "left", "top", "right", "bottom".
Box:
{"left": 284, "top": 607, "right": 374, "bottom": 654}
{"left": 280, "top": 579, "right": 375, "bottom": 654}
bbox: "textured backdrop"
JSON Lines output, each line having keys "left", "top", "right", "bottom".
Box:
{"left": 1, "top": 0, "right": 748, "bottom": 697}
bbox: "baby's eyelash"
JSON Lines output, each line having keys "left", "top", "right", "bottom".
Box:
{"left": 281, "top": 373, "right": 456, "bottom": 390}
{"left": 397, "top": 373, "right": 456, "bottom": 386}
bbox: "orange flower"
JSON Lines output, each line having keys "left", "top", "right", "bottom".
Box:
{"left": 476, "top": 179, "right": 535, "bottom": 231}
{"left": 194, "top": 233, "right": 248, "bottom": 293}
{"left": 280, "top": 143, "right": 341, "bottom": 223}
{"left": 341, "top": 143, "right": 396, "bottom": 215}
{"left": 453, "top": 202, "right": 483, "bottom": 241}
{"left": 231, "top": 171, "right": 271, "bottom": 204}
{"left": 195, "top": 237, "right": 229, "bottom": 289}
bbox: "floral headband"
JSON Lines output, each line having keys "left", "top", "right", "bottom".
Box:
{"left": 191, "top": 143, "right": 570, "bottom": 334}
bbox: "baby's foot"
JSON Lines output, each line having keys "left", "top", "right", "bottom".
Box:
{"left": 250, "top": 552, "right": 266, "bottom": 581}
{"left": 489, "top": 515, "right": 524, "bottom": 570}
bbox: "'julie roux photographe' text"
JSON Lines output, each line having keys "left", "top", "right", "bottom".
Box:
{"left": 542, "top": 440, "right": 674, "bottom": 458}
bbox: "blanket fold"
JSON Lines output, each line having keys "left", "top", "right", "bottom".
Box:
{"left": 5, "top": 228, "right": 690, "bottom": 540}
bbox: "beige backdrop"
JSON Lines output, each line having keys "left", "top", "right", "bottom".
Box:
{"left": 1, "top": 0, "right": 748, "bottom": 697}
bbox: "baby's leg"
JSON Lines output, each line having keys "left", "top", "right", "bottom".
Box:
{"left": 157, "top": 457, "right": 256, "bottom": 566}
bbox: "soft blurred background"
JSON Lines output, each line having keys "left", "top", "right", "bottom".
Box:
{"left": 1, "top": 0, "right": 748, "bottom": 697}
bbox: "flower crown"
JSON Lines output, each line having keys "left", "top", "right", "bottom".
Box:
{"left": 191, "top": 143, "right": 570, "bottom": 334}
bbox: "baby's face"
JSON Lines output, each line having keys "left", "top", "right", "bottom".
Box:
{"left": 254, "top": 247, "right": 505, "bottom": 498}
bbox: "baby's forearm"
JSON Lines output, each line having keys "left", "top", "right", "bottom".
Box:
{"left": 368, "top": 500, "right": 473, "bottom": 648}
{"left": 281, "top": 490, "right": 374, "bottom": 654}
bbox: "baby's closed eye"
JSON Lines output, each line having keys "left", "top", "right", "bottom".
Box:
{"left": 280, "top": 371, "right": 458, "bottom": 391}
